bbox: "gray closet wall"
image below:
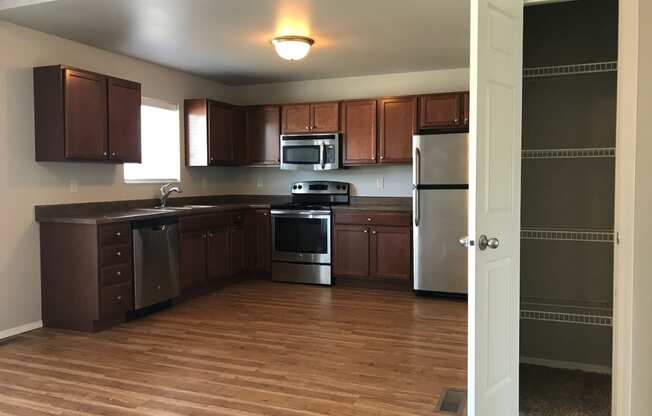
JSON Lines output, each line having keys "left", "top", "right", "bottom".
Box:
{"left": 520, "top": 0, "right": 617, "bottom": 368}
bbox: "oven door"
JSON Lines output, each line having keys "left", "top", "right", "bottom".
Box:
{"left": 280, "top": 137, "right": 339, "bottom": 171}
{"left": 271, "top": 210, "right": 331, "bottom": 264}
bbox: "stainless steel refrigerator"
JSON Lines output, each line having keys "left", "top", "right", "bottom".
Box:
{"left": 413, "top": 133, "right": 468, "bottom": 294}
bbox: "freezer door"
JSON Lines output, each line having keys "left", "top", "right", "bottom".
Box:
{"left": 413, "top": 133, "right": 468, "bottom": 185}
{"left": 413, "top": 189, "right": 468, "bottom": 293}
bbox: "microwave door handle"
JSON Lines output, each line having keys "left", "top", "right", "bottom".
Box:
{"left": 320, "top": 143, "right": 325, "bottom": 169}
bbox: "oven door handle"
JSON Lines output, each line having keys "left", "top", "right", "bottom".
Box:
{"left": 271, "top": 210, "right": 331, "bottom": 219}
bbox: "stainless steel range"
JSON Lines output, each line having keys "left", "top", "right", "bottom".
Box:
{"left": 271, "top": 181, "right": 350, "bottom": 285}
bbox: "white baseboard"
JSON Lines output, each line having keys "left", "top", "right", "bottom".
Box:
{"left": 0, "top": 320, "right": 43, "bottom": 341}
{"left": 520, "top": 356, "right": 612, "bottom": 375}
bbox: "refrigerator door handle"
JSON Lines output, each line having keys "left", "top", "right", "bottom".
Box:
{"left": 414, "top": 147, "right": 421, "bottom": 186}
{"left": 414, "top": 188, "right": 420, "bottom": 226}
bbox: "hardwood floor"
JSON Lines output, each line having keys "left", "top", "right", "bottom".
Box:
{"left": 0, "top": 280, "right": 467, "bottom": 416}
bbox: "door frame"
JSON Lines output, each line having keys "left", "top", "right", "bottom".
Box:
{"left": 470, "top": 0, "right": 639, "bottom": 414}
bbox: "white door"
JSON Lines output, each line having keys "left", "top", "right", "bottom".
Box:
{"left": 467, "top": 0, "right": 523, "bottom": 415}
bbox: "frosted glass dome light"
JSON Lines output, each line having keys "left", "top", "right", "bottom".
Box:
{"left": 271, "top": 36, "right": 315, "bottom": 61}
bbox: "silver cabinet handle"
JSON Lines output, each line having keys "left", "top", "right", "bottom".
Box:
{"left": 372, "top": 230, "right": 377, "bottom": 235}
{"left": 364, "top": 229, "right": 368, "bottom": 233}
{"left": 116, "top": 270, "right": 122, "bottom": 276}
{"left": 116, "top": 251, "right": 122, "bottom": 257}
{"left": 115, "top": 231, "right": 121, "bottom": 237}
{"left": 117, "top": 295, "right": 123, "bottom": 300}
{"left": 367, "top": 217, "right": 372, "bottom": 222}
{"left": 478, "top": 235, "right": 500, "bottom": 251}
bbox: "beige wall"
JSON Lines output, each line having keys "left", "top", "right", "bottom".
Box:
{"left": 613, "top": 0, "right": 652, "bottom": 414}
{"left": 227, "top": 68, "right": 470, "bottom": 197}
{"left": 0, "top": 21, "right": 234, "bottom": 334}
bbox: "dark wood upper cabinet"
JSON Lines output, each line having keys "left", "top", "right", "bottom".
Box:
{"left": 341, "top": 99, "right": 377, "bottom": 166}
{"left": 282, "top": 102, "right": 339, "bottom": 134}
{"left": 64, "top": 69, "right": 108, "bottom": 160}
{"left": 418, "top": 92, "right": 465, "bottom": 130}
{"left": 310, "top": 102, "right": 339, "bottom": 132}
{"left": 209, "top": 101, "right": 234, "bottom": 165}
{"left": 281, "top": 104, "right": 311, "bottom": 133}
{"left": 185, "top": 98, "right": 245, "bottom": 166}
{"left": 246, "top": 105, "right": 280, "bottom": 165}
{"left": 108, "top": 77, "right": 141, "bottom": 163}
{"left": 34, "top": 65, "right": 141, "bottom": 163}
{"left": 378, "top": 96, "right": 417, "bottom": 164}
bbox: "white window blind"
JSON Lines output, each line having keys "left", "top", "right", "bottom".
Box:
{"left": 123, "top": 98, "right": 180, "bottom": 183}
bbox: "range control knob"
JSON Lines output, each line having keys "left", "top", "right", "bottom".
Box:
{"left": 298, "top": 185, "right": 303, "bottom": 190}
{"left": 292, "top": 185, "right": 297, "bottom": 190}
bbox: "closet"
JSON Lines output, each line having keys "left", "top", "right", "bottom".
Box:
{"left": 520, "top": 0, "right": 617, "bottom": 414}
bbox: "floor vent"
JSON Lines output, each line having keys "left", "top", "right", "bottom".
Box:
{"left": 435, "top": 388, "right": 467, "bottom": 415}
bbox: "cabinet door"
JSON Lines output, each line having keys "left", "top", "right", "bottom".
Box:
{"left": 246, "top": 105, "right": 280, "bottom": 165}
{"left": 179, "top": 231, "right": 207, "bottom": 293}
{"left": 108, "top": 78, "right": 141, "bottom": 163}
{"left": 310, "top": 102, "right": 339, "bottom": 132}
{"left": 341, "top": 100, "right": 377, "bottom": 166}
{"left": 64, "top": 69, "right": 108, "bottom": 160}
{"left": 371, "top": 226, "right": 411, "bottom": 281}
{"left": 232, "top": 106, "right": 247, "bottom": 165}
{"left": 282, "top": 104, "right": 311, "bottom": 134}
{"left": 207, "top": 226, "right": 230, "bottom": 281}
{"left": 418, "top": 93, "right": 464, "bottom": 130}
{"left": 378, "top": 96, "right": 416, "bottom": 164}
{"left": 332, "top": 225, "right": 370, "bottom": 278}
{"left": 255, "top": 210, "right": 272, "bottom": 272}
{"left": 230, "top": 225, "right": 246, "bottom": 275}
{"left": 208, "top": 101, "right": 234, "bottom": 165}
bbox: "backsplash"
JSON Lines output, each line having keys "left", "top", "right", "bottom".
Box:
{"left": 213, "top": 165, "right": 413, "bottom": 197}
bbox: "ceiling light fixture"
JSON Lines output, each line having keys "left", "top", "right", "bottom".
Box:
{"left": 271, "top": 35, "right": 315, "bottom": 61}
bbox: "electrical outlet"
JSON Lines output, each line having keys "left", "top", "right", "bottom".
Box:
{"left": 376, "top": 176, "right": 384, "bottom": 190}
{"left": 69, "top": 180, "right": 78, "bottom": 193}
{"left": 256, "top": 177, "right": 264, "bottom": 188}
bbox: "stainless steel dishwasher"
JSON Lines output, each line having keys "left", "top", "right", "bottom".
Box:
{"left": 132, "top": 216, "right": 180, "bottom": 310}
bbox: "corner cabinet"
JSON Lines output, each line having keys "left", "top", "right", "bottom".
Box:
{"left": 246, "top": 105, "right": 281, "bottom": 165}
{"left": 185, "top": 99, "right": 244, "bottom": 166}
{"left": 281, "top": 102, "right": 339, "bottom": 134}
{"left": 332, "top": 210, "right": 412, "bottom": 283}
{"left": 34, "top": 65, "right": 141, "bottom": 163}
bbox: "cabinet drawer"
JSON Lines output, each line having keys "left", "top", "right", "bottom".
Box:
{"left": 100, "top": 282, "right": 133, "bottom": 318}
{"left": 179, "top": 213, "right": 230, "bottom": 233}
{"left": 334, "top": 211, "right": 411, "bottom": 227}
{"left": 100, "top": 263, "right": 132, "bottom": 287}
{"left": 100, "top": 244, "right": 131, "bottom": 267}
{"left": 99, "top": 223, "right": 131, "bottom": 246}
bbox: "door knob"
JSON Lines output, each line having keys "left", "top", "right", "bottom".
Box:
{"left": 478, "top": 235, "right": 499, "bottom": 251}
{"left": 458, "top": 236, "right": 474, "bottom": 247}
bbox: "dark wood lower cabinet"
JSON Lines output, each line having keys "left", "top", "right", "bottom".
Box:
{"left": 332, "top": 210, "right": 412, "bottom": 285}
{"left": 246, "top": 209, "right": 272, "bottom": 273}
{"left": 333, "top": 224, "right": 370, "bottom": 278}
{"left": 207, "top": 226, "right": 230, "bottom": 281}
{"left": 39, "top": 222, "right": 134, "bottom": 332}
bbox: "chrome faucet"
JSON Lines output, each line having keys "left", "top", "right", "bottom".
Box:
{"left": 159, "top": 183, "right": 182, "bottom": 208}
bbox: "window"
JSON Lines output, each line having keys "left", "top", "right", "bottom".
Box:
{"left": 123, "top": 98, "right": 180, "bottom": 183}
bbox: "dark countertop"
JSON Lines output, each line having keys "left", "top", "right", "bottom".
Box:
{"left": 35, "top": 195, "right": 412, "bottom": 225}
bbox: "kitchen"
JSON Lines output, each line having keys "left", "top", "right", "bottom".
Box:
{"left": 0, "top": 1, "right": 635, "bottom": 415}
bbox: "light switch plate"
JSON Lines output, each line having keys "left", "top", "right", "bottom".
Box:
{"left": 376, "top": 176, "right": 384, "bottom": 189}
{"left": 69, "top": 180, "right": 78, "bottom": 193}
{"left": 256, "top": 177, "right": 264, "bottom": 188}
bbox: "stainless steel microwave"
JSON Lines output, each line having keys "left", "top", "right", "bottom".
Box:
{"left": 280, "top": 134, "right": 340, "bottom": 171}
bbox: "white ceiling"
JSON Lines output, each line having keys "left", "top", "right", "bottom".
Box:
{"left": 0, "top": 0, "right": 470, "bottom": 85}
